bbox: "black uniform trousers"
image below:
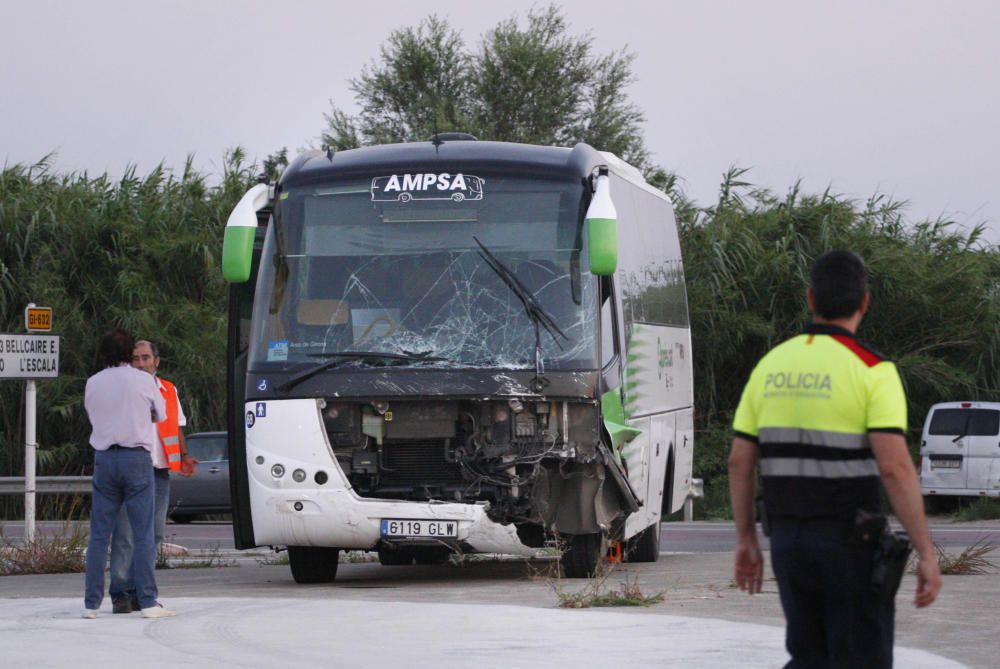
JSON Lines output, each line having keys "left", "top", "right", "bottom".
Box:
{"left": 770, "top": 517, "right": 895, "bottom": 669}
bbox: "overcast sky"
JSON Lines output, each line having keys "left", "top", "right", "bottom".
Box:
{"left": 3, "top": 0, "right": 998, "bottom": 239}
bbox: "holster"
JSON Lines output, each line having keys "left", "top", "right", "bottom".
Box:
{"left": 853, "top": 510, "right": 912, "bottom": 599}
{"left": 871, "top": 529, "right": 912, "bottom": 599}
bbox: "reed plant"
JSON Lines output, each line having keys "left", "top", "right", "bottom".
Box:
{"left": 677, "top": 171, "right": 1000, "bottom": 517}
{"left": 0, "top": 152, "right": 256, "bottom": 519}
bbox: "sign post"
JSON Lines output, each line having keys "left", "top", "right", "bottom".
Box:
{"left": 24, "top": 377, "right": 37, "bottom": 543}
{"left": 1, "top": 304, "right": 59, "bottom": 543}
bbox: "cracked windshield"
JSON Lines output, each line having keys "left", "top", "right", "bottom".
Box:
{"left": 248, "top": 174, "right": 598, "bottom": 371}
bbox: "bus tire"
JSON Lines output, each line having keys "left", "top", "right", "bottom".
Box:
{"left": 287, "top": 546, "right": 340, "bottom": 583}
{"left": 626, "top": 521, "right": 661, "bottom": 563}
{"left": 561, "top": 532, "right": 605, "bottom": 578}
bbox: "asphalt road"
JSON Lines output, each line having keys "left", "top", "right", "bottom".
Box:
{"left": 662, "top": 519, "right": 1000, "bottom": 553}
{"left": 0, "top": 522, "right": 1000, "bottom": 669}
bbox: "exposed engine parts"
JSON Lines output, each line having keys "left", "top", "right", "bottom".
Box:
{"left": 320, "top": 398, "right": 607, "bottom": 529}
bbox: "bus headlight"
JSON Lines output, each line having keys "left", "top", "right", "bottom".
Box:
{"left": 271, "top": 464, "right": 286, "bottom": 478}
{"left": 292, "top": 468, "right": 307, "bottom": 483}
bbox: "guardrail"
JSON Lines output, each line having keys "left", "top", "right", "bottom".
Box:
{"left": 5, "top": 476, "right": 706, "bottom": 518}
{"left": 0, "top": 476, "right": 92, "bottom": 495}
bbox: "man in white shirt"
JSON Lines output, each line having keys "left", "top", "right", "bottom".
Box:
{"left": 108, "top": 339, "right": 197, "bottom": 613}
{"left": 82, "top": 329, "right": 176, "bottom": 619}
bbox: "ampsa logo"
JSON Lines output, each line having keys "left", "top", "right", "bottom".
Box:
{"left": 371, "top": 173, "right": 485, "bottom": 203}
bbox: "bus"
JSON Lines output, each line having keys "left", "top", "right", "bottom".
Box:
{"left": 222, "top": 134, "right": 694, "bottom": 582}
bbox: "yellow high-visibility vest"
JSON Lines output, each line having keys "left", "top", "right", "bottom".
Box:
{"left": 733, "top": 323, "right": 907, "bottom": 519}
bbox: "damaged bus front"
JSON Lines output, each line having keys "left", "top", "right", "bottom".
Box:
{"left": 223, "top": 137, "right": 693, "bottom": 582}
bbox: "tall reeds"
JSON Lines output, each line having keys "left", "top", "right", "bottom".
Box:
{"left": 678, "top": 169, "right": 1000, "bottom": 507}
{"left": 0, "top": 151, "right": 256, "bottom": 519}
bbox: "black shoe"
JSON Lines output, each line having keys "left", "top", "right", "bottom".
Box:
{"left": 130, "top": 594, "right": 140, "bottom": 612}
{"left": 112, "top": 596, "right": 132, "bottom": 614}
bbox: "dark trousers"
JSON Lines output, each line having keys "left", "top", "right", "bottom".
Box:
{"left": 770, "top": 518, "right": 895, "bottom": 669}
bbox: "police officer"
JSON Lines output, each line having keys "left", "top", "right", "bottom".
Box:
{"left": 728, "top": 250, "right": 941, "bottom": 668}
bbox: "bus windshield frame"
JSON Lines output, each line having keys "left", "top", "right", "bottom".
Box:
{"left": 247, "top": 173, "right": 599, "bottom": 374}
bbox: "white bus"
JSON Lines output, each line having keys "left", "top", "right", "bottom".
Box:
{"left": 222, "top": 135, "right": 694, "bottom": 582}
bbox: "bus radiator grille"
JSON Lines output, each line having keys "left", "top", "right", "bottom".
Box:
{"left": 380, "top": 441, "right": 463, "bottom": 486}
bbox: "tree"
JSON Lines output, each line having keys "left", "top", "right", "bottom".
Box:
{"left": 678, "top": 168, "right": 1000, "bottom": 506}
{"left": 263, "top": 148, "right": 289, "bottom": 182}
{"left": 0, "top": 152, "right": 255, "bottom": 517}
{"left": 330, "top": 14, "right": 470, "bottom": 146}
{"left": 321, "top": 5, "right": 655, "bottom": 174}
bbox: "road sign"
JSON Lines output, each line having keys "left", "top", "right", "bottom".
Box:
{"left": 25, "top": 306, "right": 53, "bottom": 332}
{"left": 0, "top": 333, "right": 60, "bottom": 379}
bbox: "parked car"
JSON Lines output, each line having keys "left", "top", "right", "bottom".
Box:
{"left": 920, "top": 402, "right": 1000, "bottom": 503}
{"left": 168, "top": 431, "right": 230, "bottom": 523}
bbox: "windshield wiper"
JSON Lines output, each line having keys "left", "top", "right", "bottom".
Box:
{"left": 473, "top": 237, "right": 567, "bottom": 392}
{"left": 952, "top": 411, "right": 973, "bottom": 443}
{"left": 277, "top": 350, "right": 445, "bottom": 392}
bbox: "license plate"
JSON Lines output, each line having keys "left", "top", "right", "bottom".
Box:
{"left": 380, "top": 519, "right": 458, "bottom": 539}
{"left": 931, "top": 459, "right": 961, "bottom": 470}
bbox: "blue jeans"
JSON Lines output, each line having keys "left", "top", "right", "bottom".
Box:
{"left": 109, "top": 468, "right": 170, "bottom": 599}
{"left": 770, "top": 518, "right": 895, "bottom": 669}
{"left": 84, "top": 448, "right": 158, "bottom": 611}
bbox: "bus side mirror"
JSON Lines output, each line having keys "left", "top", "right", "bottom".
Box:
{"left": 222, "top": 183, "right": 270, "bottom": 283}
{"left": 585, "top": 170, "right": 617, "bottom": 276}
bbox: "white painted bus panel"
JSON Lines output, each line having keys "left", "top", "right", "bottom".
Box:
{"left": 245, "top": 399, "right": 533, "bottom": 554}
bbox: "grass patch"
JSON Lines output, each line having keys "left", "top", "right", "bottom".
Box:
{"left": 918, "top": 540, "right": 998, "bottom": 576}
{"left": 558, "top": 575, "right": 665, "bottom": 608}
{"left": 554, "top": 560, "right": 665, "bottom": 609}
{"left": 256, "top": 549, "right": 290, "bottom": 566}
{"left": 952, "top": 498, "right": 1000, "bottom": 522}
{"left": 169, "top": 545, "right": 236, "bottom": 569}
{"left": 523, "top": 554, "right": 562, "bottom": 582}
{"left": 0, "top": 524, "right": 87, "bottom": 575}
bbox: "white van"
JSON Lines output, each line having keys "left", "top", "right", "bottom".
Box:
{"left": 920, "top": 401, "right": 1000, "bottom": 499}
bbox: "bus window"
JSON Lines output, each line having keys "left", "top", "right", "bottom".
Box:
{"left": 248, "top": 176, "right": 599, "bottom": 372}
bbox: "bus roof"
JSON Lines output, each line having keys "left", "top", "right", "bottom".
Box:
{"left": 281, "top": 139, "right": 608, "bottom": 187}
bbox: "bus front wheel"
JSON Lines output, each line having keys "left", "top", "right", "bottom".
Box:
{"left": 287, "top": 546, "right": 340, "bottom": 583}
{"left": 626, "top": 521, "right": 661, "bottom": 563}
{"left": 561, "top": 532, "right": 606, "bottom": 578}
